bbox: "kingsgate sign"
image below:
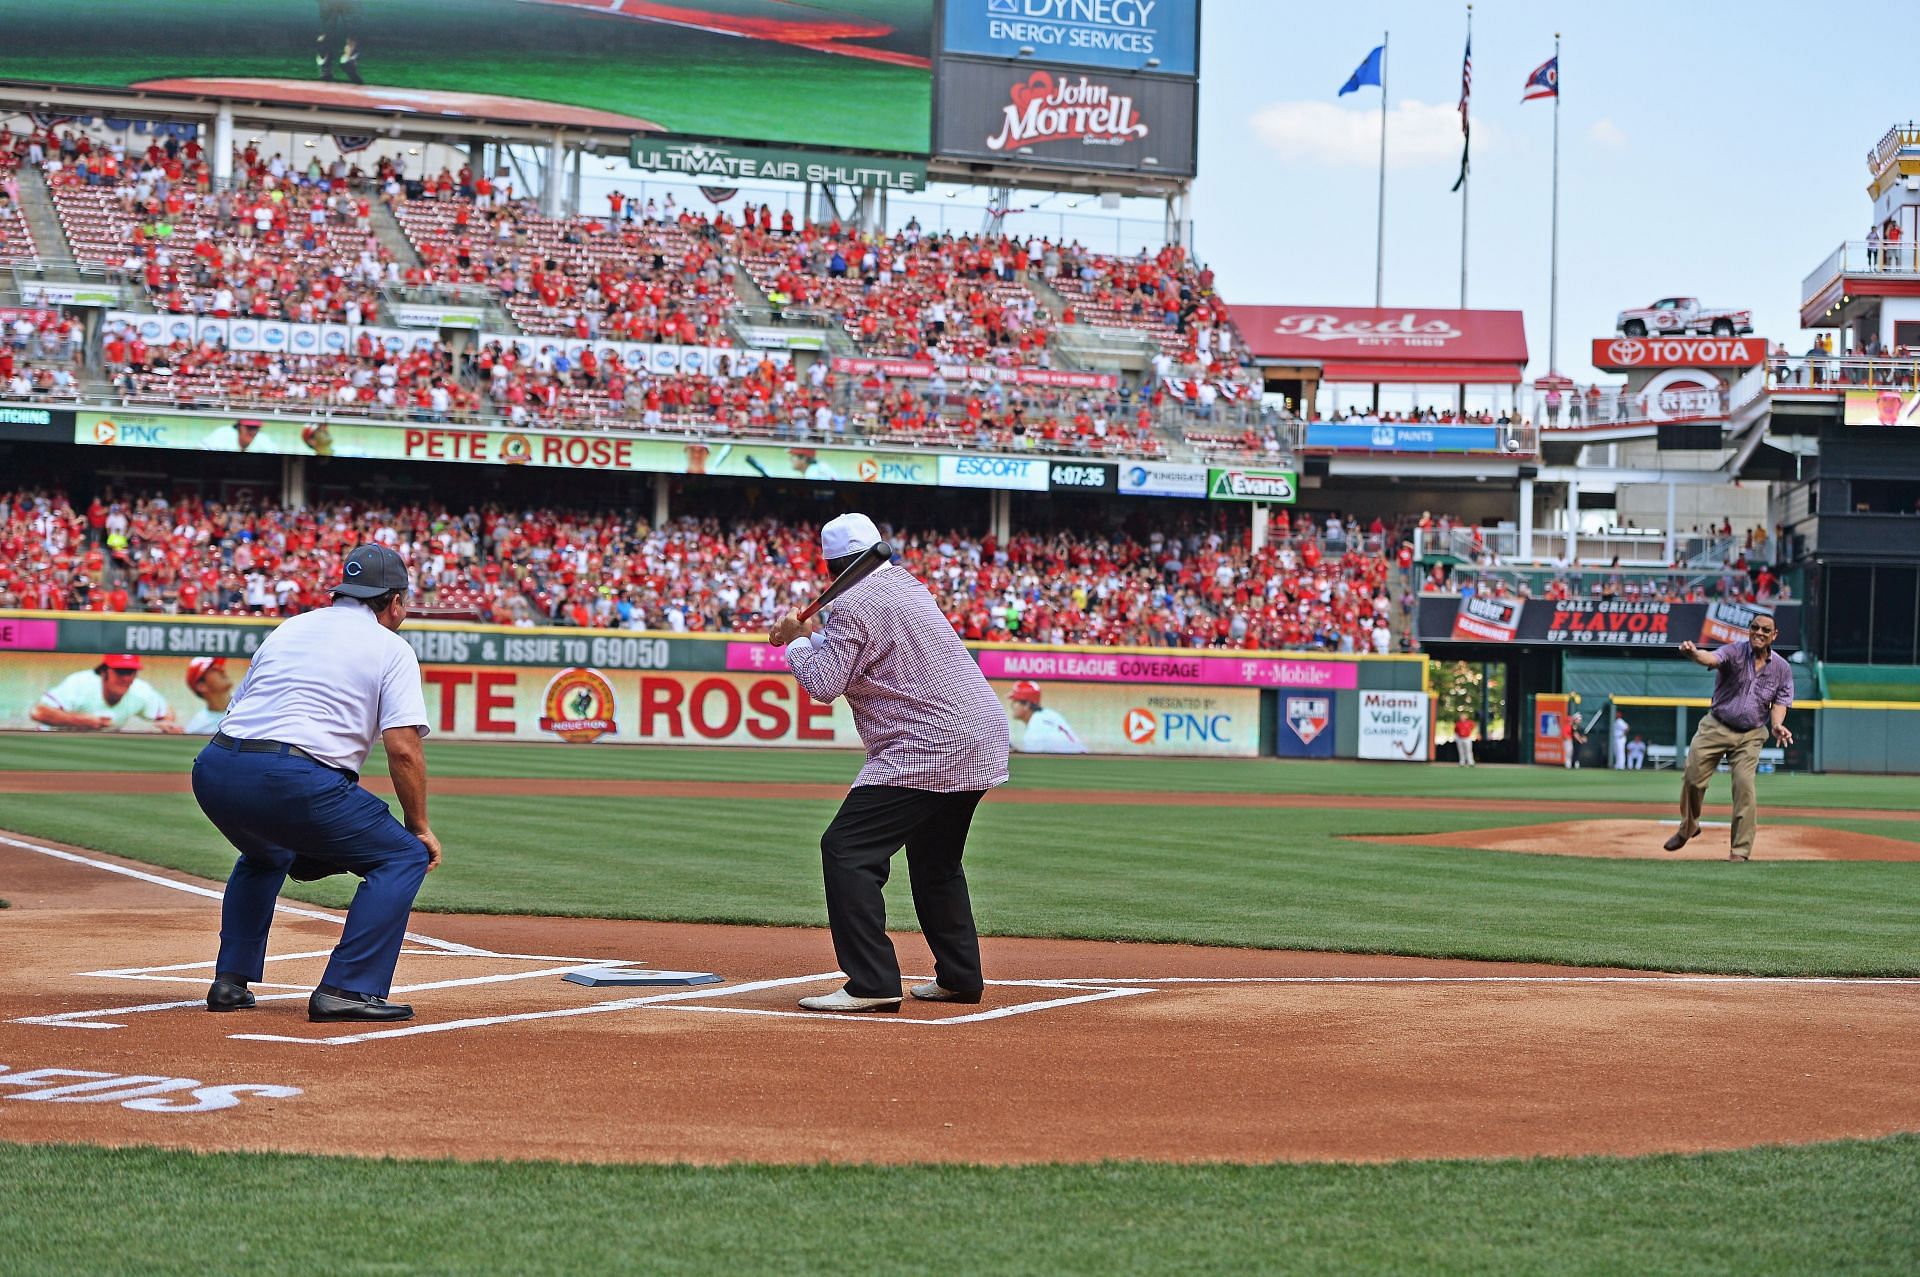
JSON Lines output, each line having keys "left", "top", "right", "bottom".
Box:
{"left": 987, "top": 71, "right": 1148, "bottom": 152}
{"left": 1592, "top": 336, "right": 1766, "bottom": 370}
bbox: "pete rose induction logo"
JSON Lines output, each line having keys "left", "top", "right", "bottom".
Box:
{"left": 987, "top": 71, "right": 1149, "bottom": 152}
{"left": 539, "top": 667, "right": 618, "bottom": 744}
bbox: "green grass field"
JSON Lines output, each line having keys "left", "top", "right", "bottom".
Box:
{"left": 3, "top": 734, "right": 1915, "bottom": 1273}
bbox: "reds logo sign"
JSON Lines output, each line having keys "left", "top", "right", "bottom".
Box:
{"left": 1286, "top": 697, "right": 1330, "bottom": 745}
{"left": 1640, "top": 368, "right": 1726, "bottom": 423}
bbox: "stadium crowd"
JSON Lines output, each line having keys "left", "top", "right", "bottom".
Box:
{"left": 0, "top": 489, "right": 1407, "bottom": 652}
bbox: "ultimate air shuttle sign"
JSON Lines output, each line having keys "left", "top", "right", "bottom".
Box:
{"left": 943, "top": 0, "right": 1199, "bottom": 76}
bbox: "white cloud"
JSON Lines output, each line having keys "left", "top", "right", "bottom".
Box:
{"left": 1248, "top": 99, "right": 1485, "bottom": 168}
{"left": 1587, "top": 118, "right": 1629, "bottom": 150}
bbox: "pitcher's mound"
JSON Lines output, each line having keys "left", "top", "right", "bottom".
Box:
{"left": 1363, "top": 819, "right": 1920, "bottom": 862}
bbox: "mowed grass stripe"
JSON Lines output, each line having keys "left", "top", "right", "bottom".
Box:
{"left": 2, "top": 1138, "right": 1916, "bottom": 1277}
{"left": 1, "top": 793, "right": 1912, "bottom": 976}
{"left": 2, "top": 734, "right": 1913, "bottom": 810}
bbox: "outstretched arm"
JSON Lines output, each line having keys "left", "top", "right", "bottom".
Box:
{"left": 1677, "top": 641, "right": 1721, "bottom": 667}
{"left": 383, "top": 725, "right": 442, "bottom": 871}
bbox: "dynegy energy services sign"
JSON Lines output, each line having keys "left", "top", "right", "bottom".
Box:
{"left": 941, "top": 0, "right": 1200, "bottom": 77}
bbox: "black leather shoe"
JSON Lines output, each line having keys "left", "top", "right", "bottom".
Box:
{"left": 206, "top": 972, "right": 255, "bottom": 1012}
{"left": 1662, "top": 830, "right": 1692, "bottom": 852}
{"left": 308, "top": 985, "right": 414, "bottom": 1023}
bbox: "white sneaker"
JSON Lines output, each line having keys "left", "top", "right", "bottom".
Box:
{"left": 910, "top": 981, "right": 983, "bottom": 1005}
{"left": 798, "top": 988, "right": 901, "bottom": 1013}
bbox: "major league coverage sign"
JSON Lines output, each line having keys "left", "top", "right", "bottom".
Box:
{"left": 1357, "top": 691, "right": 1430, "bottom": 762}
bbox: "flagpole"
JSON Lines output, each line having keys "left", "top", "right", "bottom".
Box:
{"left": 1549, "top": 31, "right": 1561, "bottom": 378}
{"left": 1460, "top": 9, "right": 1470, "bottom": 309}
{"left": 1374, "top": 30, "right": 1388, "bottom": 308}
{"left": 1458, "top": 6, "right": 1471, "bottom": 417}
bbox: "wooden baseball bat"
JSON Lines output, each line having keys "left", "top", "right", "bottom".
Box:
{"left": 795, "top": 541, "right": 891, "bottom": 623}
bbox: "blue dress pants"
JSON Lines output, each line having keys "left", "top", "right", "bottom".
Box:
{"left": 192, "top": 740, "right": 429, "bottom": 998}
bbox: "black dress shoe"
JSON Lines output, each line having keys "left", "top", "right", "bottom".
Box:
{"left": 206, "top": 972, "right": 255, "bottom": 1012}
{"left": 308, "top": 985, "right": 414, "bottom": 1023}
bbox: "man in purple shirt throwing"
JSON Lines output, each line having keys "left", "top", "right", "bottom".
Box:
{"left": 1664, "top": 612, "right": 1795, "bottom": 860}
{"left": 770, "top": 514, "right": 1012, "bottom": 1013}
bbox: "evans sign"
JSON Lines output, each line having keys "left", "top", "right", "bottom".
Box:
{"left": 1593, "top": 336, "right": 1767, "bottom": 369}
{"left": 1207, "top": 468, "right": 1298, "bottom": 503}
{"left": 942, "top": 0, "right": 1199, "bottom": 77}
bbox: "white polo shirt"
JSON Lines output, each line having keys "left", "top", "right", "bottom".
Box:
{"left": 218, "top": 600, "right": 430, "bottom": 773}
{"left": 1019, "top": 707, "right": 1087, "bottom": 754}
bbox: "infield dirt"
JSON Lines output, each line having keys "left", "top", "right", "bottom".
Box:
{"left": 4, "top": 830, "right": 1918, "bottom": 1167}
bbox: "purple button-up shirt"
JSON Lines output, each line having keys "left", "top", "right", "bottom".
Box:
{"left": 1708, "top": 639, "right": 1794, "bottom": 731}
{"left": 786, "top": 563, "right": 1011, "bottom": 793}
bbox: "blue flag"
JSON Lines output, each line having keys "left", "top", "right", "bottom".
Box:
{"left": 1339, "top": 45, "right": 1384, "bottom": 96}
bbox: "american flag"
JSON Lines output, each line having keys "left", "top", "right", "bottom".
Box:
{"left": 1451, "top": 33, "right": 1471, "bottom": 192}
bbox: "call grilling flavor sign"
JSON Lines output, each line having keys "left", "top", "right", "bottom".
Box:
{"left": 1418, "top": 598, "right": 1803, "bottom": 650}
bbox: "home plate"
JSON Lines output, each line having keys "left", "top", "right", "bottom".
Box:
{"left": 564, "top": 967, "right": 724, "bottom": 988}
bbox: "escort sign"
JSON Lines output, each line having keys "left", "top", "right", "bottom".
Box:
{"left": 941, "top": 0, "right": 1200, "bottom": 77}
{"left": 1302, "top": 423, "right": 1501, "bottom": 452}
{"left": 938, "top": 453, "right": 1051, "bottom": 491}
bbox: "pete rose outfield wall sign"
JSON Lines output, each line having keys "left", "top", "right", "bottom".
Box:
{"left": 933, "top": 58, "right": 1198, "bottom": 176}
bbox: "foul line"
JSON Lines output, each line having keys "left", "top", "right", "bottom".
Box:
{"left": 1, "top": 831, "right": 530, "bottom": 959}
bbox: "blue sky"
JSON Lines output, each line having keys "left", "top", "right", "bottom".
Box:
{"left": 1188, "top": 0, "right": 1891, "bottom": 380}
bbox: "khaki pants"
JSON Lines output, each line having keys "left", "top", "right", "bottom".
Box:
{"left": 1678, "top": 713, "right": 1768, "bottom": 857}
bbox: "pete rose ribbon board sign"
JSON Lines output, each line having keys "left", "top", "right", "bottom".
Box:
{"left": 1357, "top": 690, "right": 1430, "bottom": 762}
{"left": 1592, "top": 336, "right": 1767, "bottom": 369}
{"left": 932, "top": 58, "right": 1197, "bottom": 175}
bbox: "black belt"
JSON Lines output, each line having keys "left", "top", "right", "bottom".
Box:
{"left": 212, "top": 731, "right": 332, "bottom": 769}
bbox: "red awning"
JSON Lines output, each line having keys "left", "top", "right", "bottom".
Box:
{"left": 1318, "top": 361, "right": 1524, "bottom": 384}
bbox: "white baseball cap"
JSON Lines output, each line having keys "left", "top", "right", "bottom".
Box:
{"left": 821, "top": 513, "right": 882, "bottom": 560}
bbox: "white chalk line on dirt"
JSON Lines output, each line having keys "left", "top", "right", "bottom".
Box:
{"left": 0, "top": 832, "right": 492, "bottom": 957}
{"left": 228, "top": 974, "right": 837, "bottom": 1046}
{"left": 1016, "top": 975, "right": 1920, "bottom": 987}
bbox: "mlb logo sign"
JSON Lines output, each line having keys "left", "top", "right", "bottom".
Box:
{"left": 1278, "top": 693, "right": 1335, "bottom": 758}
{"left": 1287, "top": 697, "right": 1329, "bottom": 745}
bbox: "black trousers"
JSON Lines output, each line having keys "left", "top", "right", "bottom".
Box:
{"left": 820, "top": 785, "right": 986, "bottom": 998}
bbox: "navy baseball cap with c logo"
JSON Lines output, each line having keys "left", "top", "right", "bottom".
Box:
{"left": 331, "top": 544, "right": 413, "bottom": 600}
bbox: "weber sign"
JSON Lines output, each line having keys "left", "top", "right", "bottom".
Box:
{"left": 934, "top": 58, "right": 1197, "bottom": 175}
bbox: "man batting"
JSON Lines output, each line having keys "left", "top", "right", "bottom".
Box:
{"left": 769, "top": 513, "right": 1010, "bottom": 1013}
{"left": 1663, "top": 611, "right": 1794, "bottom": 861}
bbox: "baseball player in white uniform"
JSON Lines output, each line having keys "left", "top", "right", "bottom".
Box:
{"left": 32, "top": 654, "right": 180, "bottom": 732}
{"left": 1008, "top": 681, "right": 1087, "bottom": 753}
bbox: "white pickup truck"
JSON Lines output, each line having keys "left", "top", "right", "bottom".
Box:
{"left": 1614, "top": 297, "right": 1753, "bottom": 338}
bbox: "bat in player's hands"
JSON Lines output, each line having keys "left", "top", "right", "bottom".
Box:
{"left": 768, "top": 608, "right": 817, "bottom": 647}
{"left": 768, "top": 542, "right": 892, "bottom": 643}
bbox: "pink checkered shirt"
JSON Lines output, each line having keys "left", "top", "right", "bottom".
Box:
{"left": 785, "top": 563, "right": 1011, "bottom": 792}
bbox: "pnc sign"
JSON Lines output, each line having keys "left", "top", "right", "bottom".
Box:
{"left": 1592, "top": 336, "right": 1766, "bottom": 369}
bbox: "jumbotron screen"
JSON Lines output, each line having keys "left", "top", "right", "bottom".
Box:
{"left": 0, "top": 0, "right": 934, "bottom": 153}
